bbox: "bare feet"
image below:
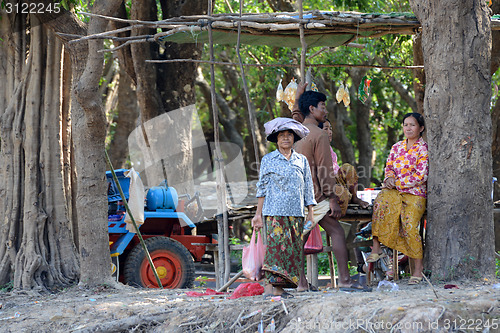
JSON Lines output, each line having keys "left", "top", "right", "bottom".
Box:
{"left": 297, "top": 275, "right": 309, "bottom": 292}
{"left": 352, "top": 197, "right": 370, "bottom": 209}
{"left": 264, "top": 284, "right": 288, "bottom": 296}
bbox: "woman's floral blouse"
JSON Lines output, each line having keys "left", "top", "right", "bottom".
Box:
{"left": 384, "top": 137, "right": 429, "bottom": 198}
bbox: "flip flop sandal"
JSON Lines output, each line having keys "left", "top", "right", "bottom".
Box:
{"left": 278, "top": 292, "right": 295, "bottom": 299}
{"left": 366, "top": 252, "right": 385, "bottom": 263}
{"left": 339, "top": 286, "right": 373, "bottom": 292}
{"left": 339, "top": 282, "right": 372, "bottom": 292}
{"left": 308, "top": 283, "right": 319, "bottom": 292}
{"left": 408, "top": 276, "right": 423, "bottom": 285}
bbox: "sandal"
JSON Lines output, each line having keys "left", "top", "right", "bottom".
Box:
{"left": 339, "top": 281, "right": 372, "bottom": 292}
{"left": 278, "top": 292, "right": 294, "bottom": 299}
{"left": 366, "top": 252, "right": 385, "bottom": 263}
{"left": 408, "top": 276, "right": 423, "bottom": 285}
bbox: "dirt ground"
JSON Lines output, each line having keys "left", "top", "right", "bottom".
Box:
{"left": 0, "top": 278, "right": 499, "bottom": 333}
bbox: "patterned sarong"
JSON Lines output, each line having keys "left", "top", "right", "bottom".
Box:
{"left": 262, "top": 216, "right": 304, "bottom": 288}
{"left": 372, "top": 189, "right": 426, "bottom": 259}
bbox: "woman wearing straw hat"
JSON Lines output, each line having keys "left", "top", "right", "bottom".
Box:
{"left": 252, "top": 117, "right": 316, "bottom": 298}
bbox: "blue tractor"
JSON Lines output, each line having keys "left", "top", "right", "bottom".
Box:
{"left": 107, "top": 169, "right": 210, "bottom": 289}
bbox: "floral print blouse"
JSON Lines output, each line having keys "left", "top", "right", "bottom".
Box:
{"left": 256, "top": 149, "right": 316, "bottom": 217}
{"left": 384, "top": 137, "right": 429, "bottom": 198}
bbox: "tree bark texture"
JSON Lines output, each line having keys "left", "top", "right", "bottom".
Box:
{"left": 0, "top": 13, "right": 79, "bottom": 289}
{"left": 412, "top": 32, "right": 426, "bottom": 116}
{"left": 410, "top": 0, "right": 495, "bottom": 279}
{"left": 69, "top": 0, "right": 122, "bottom": 286}
{"left": 127, "top": 0, "right": 208, "bottom": 196}
{"left": 108, "top": 67, "right": 139, "bottom": 169}
{"left": 489, "top": 2, "right": 500, "bottom": 202}
{"left": 348, "top": 68, "right": 373, "bottom": 188}
{"left": 32, "top": 0, "right": 121, "bottom": 286}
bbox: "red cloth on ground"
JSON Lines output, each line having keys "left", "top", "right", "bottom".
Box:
{"left": 185, "top": 289, "right": 227, "bottom": 297}
{"left": 229, "top": 283, "right": 264, "bottom": 299}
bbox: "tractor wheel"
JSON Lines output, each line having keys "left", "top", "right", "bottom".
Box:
{"left": 124, "top": 236, "right": 195, "bottom": 289}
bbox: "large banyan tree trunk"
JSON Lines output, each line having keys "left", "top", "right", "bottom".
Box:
{"left": 0, "top": 13, "right": 79, "bottom": 289}
{"left": 410, "top": 0, "right": 495, "bottom": 279}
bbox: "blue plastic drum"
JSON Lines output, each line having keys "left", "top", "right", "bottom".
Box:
{"left": 146, "top": 186, "right": 178, "bottom": 211}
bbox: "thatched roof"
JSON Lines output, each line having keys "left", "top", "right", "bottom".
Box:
{"left": 157, "top": 11, "right": 500, "bottom": 48}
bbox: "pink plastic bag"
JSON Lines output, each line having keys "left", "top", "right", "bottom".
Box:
{"left": 242, "top": 229, "right": 266, "bottom": 281}
{"left": 304, "top": 224, "right": 323, "bottom": 254}
{"left": 229, "top": 282, "right": 264, "bottom": 299}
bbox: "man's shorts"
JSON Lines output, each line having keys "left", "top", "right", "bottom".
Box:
{"left": 303, "top": 199, "right": 330, "bottom": 235}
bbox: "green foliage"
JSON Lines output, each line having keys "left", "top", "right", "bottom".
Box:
{"left": 195, "top": 275, "right": 209, "bottom": 288}
{"left": 314, "top": 231, "right": 358, "bottom": 276}
{"left": 230, "top": 237, "right": 243, "bottom": 271}
{"left": 496, "top": 252, "right": 500, "bottom": 278}
{"left": 0, "top": 281, "right": 13, "bottom": 292}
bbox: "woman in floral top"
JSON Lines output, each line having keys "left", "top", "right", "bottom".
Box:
{"left": 252, "top": 118, "right": 316, "bottom": 298}
{"left": 368, "top": 113, "right": 429, "bottom": 285}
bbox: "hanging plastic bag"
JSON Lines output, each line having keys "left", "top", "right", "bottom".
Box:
{"left": 336, "top": 83, "right": 350, "bottom": 107}
{"left": 283, "top": 78, "right": 298, "bottom": 110}
{"left": 336, "top": 83, "right": 345, "bottom": 104}
{"left": 358, "top": 76, "right": 372, "bottom": 104}
{"left": 310, "top": 82, "right": 319, "bottom": 92}
{"left": 304, "top": 224, "right": 323, "bottom": 255}
{"left": 276, "top": 79, "right": 284, "bottom": 102}
{"left": 123, "top": 168, "right": 145, "bottom": 233}
{"left": 242, "top": 229, "right": 266, "bottom": 281}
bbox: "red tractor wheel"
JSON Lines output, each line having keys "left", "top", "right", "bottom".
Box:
{"left": 124, "top": 236, "right": 195, "bottom": 289}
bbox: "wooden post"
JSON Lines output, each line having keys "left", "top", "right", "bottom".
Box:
{"left": 298, "top": 0, "right": 307, "bottom": 80}
{"left": 236, "top": 0, "right": 265, "bottom": 242}
{"left": 326, "top": 235, "right": 337, "bottom": 288}
{"left": 208, "top": 0, "right": 230, "bottom": 288}
{"left": 306, "top": 254, "right": 319, "bottom": 288}
{"left": 393, "top": 249, "right": 399, "bottom": 281}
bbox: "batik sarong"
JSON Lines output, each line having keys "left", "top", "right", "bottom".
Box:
{"left": 262, "top": 216, "right": 304, "bottom": 288}
{"left": 372, "top": 189, "right": 426, "bottom": 259}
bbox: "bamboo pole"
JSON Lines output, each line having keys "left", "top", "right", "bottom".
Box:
{"left": 236, "top": 0, "right": 266, "bottom": 244}
{"left": 298, "top": 0, "right": 306, "bottom": 80}
{"left": 78, "top": 11, "right": 421, "bottom": 28}
{"left": 217, "top": 270, "right": 244, "bottom": 292}
{"left": 207, "top": 0, "right": 230, "bottom": 288}
{"left": 145, "top": 58, "right": 423, "bottom": 70}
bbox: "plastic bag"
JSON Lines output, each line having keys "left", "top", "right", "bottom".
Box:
{"left": 358, "top": 75, "right": 372, "bottom": 104}
{"left": 377, "top": 280, "right": 399, "bottom": 292}
{"left": 304, "top": 224, "right": 323, "bottom": 255}
{"left": 276, "top": 79, "right": 284, "bottom": 102}
{"left": 336, "top": 83, "right": 350, "bottom": 107}
{"left": 123, "top": 168, "right": 145, "bottom": 233}
{"left": 229, "top": 282, "right": 264, "bottom": 299}
{"left": 242, "top": 229, "right": 266, "bottom": 281}
{"left": 283, "top": 78, "right": 298, "bottom": 110}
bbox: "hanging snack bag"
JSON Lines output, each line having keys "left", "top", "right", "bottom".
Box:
{"left": 276, "top": 79, "right": 284, "bottom": 102}
{"left": 336, "top": 83, "right": 350, "bottom": 107}
{"left": 358, "top": 76, "right": 372, "bottom": 104}
{"left": 311, "top": 81, "right": 319, "bottom": 92}
{"left": 342, "top": 85, "right": 350, "bottom": 107}
{"left": 284, "top": 78, "right": 298, "bottom": 110}
{"left": 336, "top": 83, "right": 344, "bottom": 104}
